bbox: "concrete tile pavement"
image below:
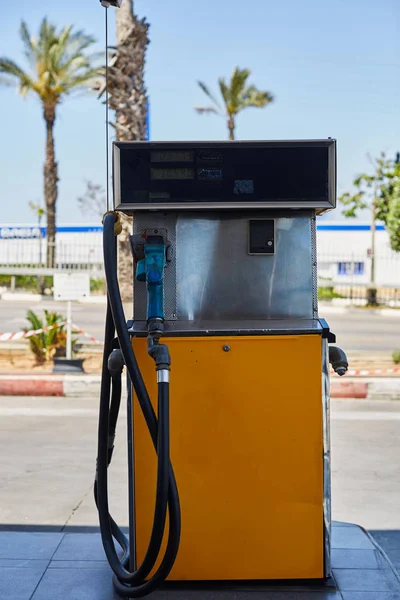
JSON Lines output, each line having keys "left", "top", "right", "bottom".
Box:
{"left": 0, "top": 524, "right": 398, "bottom": 600}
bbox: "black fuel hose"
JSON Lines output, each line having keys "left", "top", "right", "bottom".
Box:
{"left": 96, "top": 213, "right": 181, "bottom": 597}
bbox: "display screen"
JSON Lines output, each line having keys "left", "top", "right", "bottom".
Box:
{"left": 150, "top": 167, "right": 195, "bottom": 180}
{"left": 116, "top": 142, "right": 334, "bottom": 209}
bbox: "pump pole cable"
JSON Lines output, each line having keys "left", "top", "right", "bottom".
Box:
{"left": 104, "top": 6, "right": 110, "bottom": 211}
{"left": 96, "top": 213, "right": 181, "bottom": 597}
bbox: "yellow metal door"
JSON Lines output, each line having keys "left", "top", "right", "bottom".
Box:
{"left": 132, "top": 334, "right": 324, "bottom": 581}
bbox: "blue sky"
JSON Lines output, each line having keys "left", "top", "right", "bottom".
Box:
{"left": 0, "top": 0, "right": 399, "bottom": 224}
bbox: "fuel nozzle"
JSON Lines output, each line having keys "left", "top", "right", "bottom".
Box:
{"left": 329, "top": 346, "right": 348, "bottom": 377}
{"left": 135, "top": 237, "right": 167, "bottom": 323}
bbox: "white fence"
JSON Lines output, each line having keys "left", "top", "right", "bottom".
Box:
{"left": 0, "top": 227, "right": 103, "bottom": 273}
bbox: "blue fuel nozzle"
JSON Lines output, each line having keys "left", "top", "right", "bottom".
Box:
{"left": 135, "top": 244, "right": 166, "bottom": 321}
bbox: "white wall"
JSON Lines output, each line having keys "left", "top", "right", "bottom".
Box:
{"left": 317, "top": 223, "right": 400, "bottom": 285}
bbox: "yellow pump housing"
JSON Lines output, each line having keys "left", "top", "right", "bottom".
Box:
{"left": 132, "top": 333, "right": 326, "bottom": 581}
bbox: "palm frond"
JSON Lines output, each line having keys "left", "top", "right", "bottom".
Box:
{"left": 239, "top": 85, "right": 274, "bottom": 108}
{"left": 0, "top": 58, "right": 35, "bottom": 95}
{"left": 60, "top": 51, "right": 103, "bottom": 75}
{"left": 197, "top": 81, "right": 222, "bottom": 110}
{"left": 68, "top": 29, "right": 96, "bottom": 48}
{"left": 39, "top": 19, "right": 56, "bottom": 55}
{"left": 0, "top": 57, "right": 28, "bottom": 79}
{"left": 68, "top": 32, "right": 97, "bottom": 57}
{"left": 230, "top": 67, "right": 251, "bottom": 103}
{"left": 62, "top": 67, "right": 103, "bottom": 92}
{"left": 58, "top": 25, "right": 73, "bottom": 51}
{"left": 218, "top": 78, "right": 230, "bottom": 107}
{"left": 20, "top": 22, "right": 36, "bottom": 65}
{"left": 2, "top": 20, "right": 99, "bottom": 103}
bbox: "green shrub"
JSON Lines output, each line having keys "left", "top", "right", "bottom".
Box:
{"left": 392, "top": 350, "right": 400, "bottom": 365}
{"left": 0, "top": 275, "right": 11, "bottom": 286}
{"left": 318, "top": 286, "right": 344, "bottom": 300}
{"left": 23, "top": 310, "right": 77, "bottom": 364}
{"left": 90, "top": 278, "right": 104, "bottom": 292}
{"left": 0, "top": 275, "right": 53, "bottom": 291}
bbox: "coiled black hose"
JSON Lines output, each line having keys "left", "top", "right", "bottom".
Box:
{"left": 95, "top": 213, "right": 181, "bottom": 597}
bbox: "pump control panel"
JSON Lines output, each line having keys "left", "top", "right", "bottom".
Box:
{"left": 113, "top": 140, "right": 336, "bottom": 214}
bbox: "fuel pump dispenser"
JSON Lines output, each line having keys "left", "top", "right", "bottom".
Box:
{"left": 96, "top": 139, "right": 348, "bottom": 597}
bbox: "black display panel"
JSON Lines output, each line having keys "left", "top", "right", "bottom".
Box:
{"left": 114, "top": 141, "right": 335, "bottom": 210}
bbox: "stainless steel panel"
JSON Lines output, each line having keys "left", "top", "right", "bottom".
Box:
{"left": 176, "top": 212, "right": 314, "bottom": 320}
{"left": 133, "top": 210, "right": 315, "bottom": 323}
{"left": 322, "top": 337, "right": 332, "bottom": 577}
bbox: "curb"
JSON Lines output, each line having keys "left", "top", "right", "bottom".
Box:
{"left": 0, "top": 375, "right": 101, "bottom": 397}
{"left": 0, "top": 378, "right": 64, "bottom": 396}
{"left": 0, "top": 293, "right": 43, "bottom": 302}
{"left": 1, "top": 375, "right": 400, "bottom": 399}
{"left": 330, "top": 380, "right": 368, "bottom": 398}
{"left": 330, "top": 378, "right": 400, "bottom": 400}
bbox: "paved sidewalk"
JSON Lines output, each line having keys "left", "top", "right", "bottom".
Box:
{"left": 0, "top": 523, "right": 399, "bottom": 599}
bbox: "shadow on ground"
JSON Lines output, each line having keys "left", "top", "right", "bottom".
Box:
{"left": 371, "top": 530, "right": 400, "bottom": 573}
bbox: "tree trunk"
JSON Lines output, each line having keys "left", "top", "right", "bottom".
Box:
{"left": 43, "top": 105, "right": 58, "bottom": 268}
{"left": 110, "top": 0, "right": 150, "bottom": 301}
{"left": 228, "top": 117, "right": 235, "bottom": 140}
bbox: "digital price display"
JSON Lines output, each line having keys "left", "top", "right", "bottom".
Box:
{"left": 114, "top": 141, "right": 336, "bottom": 213}
{"left": 150, "top": 150, "right": 194, "bottom": 163}
{"left": 150, "top": 167, "right": 195, "bottom": 180}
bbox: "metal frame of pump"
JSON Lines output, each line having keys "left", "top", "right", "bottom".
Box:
{"left": 95, "top": 212, "right": 180, "bottom": 598}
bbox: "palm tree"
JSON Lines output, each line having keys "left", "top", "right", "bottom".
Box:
{"left": 0, "top": 20, "right": 100, "bottom": 267}
{"left": 102, "top": 0, "right": 149, "bottom": 300}
{"left": 195, "top": 67, "right": 274, "bottom": 140}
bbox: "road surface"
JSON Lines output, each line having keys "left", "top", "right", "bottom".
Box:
{"left": 0, "top": 299, "right": 399, "bottom": 353}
